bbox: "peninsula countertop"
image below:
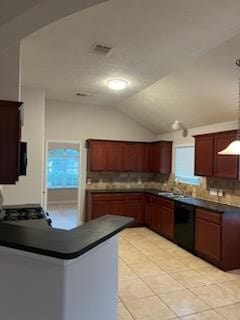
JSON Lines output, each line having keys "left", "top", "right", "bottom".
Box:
{"left": 0, "top": 215, "right": 133, "bottom": 259}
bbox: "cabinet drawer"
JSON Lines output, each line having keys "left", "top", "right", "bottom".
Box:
{"left": 126, "top": 193, "right": 144, "bottom": 201}
{"left": 152, "top": 196, "right": 174, "bottom": 209}
{"left": 92, "top": 193, "right": 125, "bottom": 201}
{"left": 196, "top": 208, "right": 221, "bottom": 224}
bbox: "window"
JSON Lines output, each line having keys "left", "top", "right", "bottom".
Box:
{"left": 47, "top": 148, "right": 79, "bottom": 189}
{"left": 175, "top": 145, "right": 201, "bottom": 185}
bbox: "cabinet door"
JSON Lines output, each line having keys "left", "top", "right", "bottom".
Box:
{"left": 195, "top": 218, "right": 221, "bottom": 262}
{"left": 150, "top": 142, "right": 172, "bottom": 174}
{"left": 145, "top": 196, "right": 152, "bottom": 228}
{"left": 92, "top": 201, "right": 109, "bottom": 219}
{"left": 194, "top": 135, "right": 214, "bottom": 176}
{"left": 151, "top": 202, "right": 163, "bottom": 234}
{"left": 125, "top": 198, "right": 145, "bottom": 225}
{"left": 88, "top": 141, "right": 107, "bottom": 171}
{"left": 122, "top": 143, "right": 145, "bottom": 171}
{"left": 0, "top": 101, "right": 21, "bottom": 184}
{"left": 162, "top": 207, "right": 174, "bottom": 240}
{"left": 109, "top": 200, "right": 125, "bottom": 216}
{"left": 106, "top": 141, "right": 122, "bottom": 171}
{"left": 214, "top": 131, "right": 239, "bottom": 179}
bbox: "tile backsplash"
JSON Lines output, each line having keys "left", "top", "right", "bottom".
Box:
{"left": 86, "top": 172, "right": 240, "bottom": 207}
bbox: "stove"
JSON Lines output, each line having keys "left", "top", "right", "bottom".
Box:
{"left": 1, "top": 205, "right": 52, "bottom": 226}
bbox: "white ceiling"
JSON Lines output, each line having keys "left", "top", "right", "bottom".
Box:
{"left": 21, "top": 0, "right": 240, "bottom": 133}
{"left": 0, "top": 0, "right": 44, "bottom": 26}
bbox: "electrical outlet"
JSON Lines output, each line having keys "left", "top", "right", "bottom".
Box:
{"left": 209, "top": 188, "right": 218, "bottom": 196}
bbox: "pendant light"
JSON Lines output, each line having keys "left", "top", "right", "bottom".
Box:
{"left": 218, "top": 59, "right": 240, "bottom": 155}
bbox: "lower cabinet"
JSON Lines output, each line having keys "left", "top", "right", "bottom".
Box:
{"left": 195, "top": 209, "right": 221, "bottom": 263}
{"left": 125, "top": 194, "right": 145, "bottom": 225}
{"left": 149, "top": 196, "right": 174, "bottom": 239}
{"left": 162, "top": 207, "right": 174, "bottom": 240}
{"left": 86, "top": 192, "right": 144, "bottom": 226}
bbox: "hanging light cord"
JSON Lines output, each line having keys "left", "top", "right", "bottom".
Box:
{"left": 236, "top": 60, "right": 240, "bottom": 140}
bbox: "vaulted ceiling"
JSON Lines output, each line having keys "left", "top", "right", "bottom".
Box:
{"left": 21, "top": 0, "right": 240, "bottom": 133}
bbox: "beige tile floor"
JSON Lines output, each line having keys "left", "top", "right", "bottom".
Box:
{"left": 118, "top": 227, "right": 240, "bottom": 320}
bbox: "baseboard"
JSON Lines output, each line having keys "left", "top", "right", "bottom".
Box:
{"left": 47, "top": 200, "right": 78, "bottom": 206}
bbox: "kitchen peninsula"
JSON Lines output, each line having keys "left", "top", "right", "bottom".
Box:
{"left": 0, "top": 215, "right": 132, "bottom": 320}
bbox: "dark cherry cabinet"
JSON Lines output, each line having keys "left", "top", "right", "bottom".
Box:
{"left": 194, "top": 135, "right": 214, "bottom": 176}
{"left": 88, "top": 140, "right": 122, "bottom": 171}
{"left": 0, "top": 100, "right": 22, "bottom": 184}
{"left": 195, "top": 209, "right": 221, "bottom": 263}
{"left": 145, "top": 195, "right": 152, "bottom": 228}
{"left": 194, "top": 130, "right": 240, "bottom": 180}
{"left": 125, "top": 194, "right": 145, "bottom": 224}
{"left": 162, "top": 207, "right": 174, "bottom": 240}
{"left": 86, "top": 192, "right": 144, "bottom": 226}
{"left": 150, "top": 142, "right": 172, "bottom": 174}
{"left": 213, "top": 131, "right": 239, "bottom": 179}
{"left": 122, "top": 143, "right": 145, "bottom": 171}
{"left": 150, "top": 196, "right": 174, "bottom": 238}
{"left": 87, "top": 139, "right": 172, "bottom": 173}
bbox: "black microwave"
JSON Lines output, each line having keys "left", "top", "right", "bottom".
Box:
{"left": 20, "top": 142, "right": 27, "bottom": 176}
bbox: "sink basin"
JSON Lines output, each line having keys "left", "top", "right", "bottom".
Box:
{"left": 157, "top": 192, "right": 190, "bottom": 199}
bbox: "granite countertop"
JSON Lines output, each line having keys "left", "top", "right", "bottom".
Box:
{"left": 0, "top": 215, "right": 133, "bottom": 259}
{"left": 87, "top": 188, "right": 240, "bottom": 214}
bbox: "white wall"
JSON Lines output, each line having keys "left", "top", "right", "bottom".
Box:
{"left": 45, "top": 99, "right": 154, "bottom": 220}
{"left": 156, "top": 120, "right": 238, "bottom": 173}
{"left": 3, "top": 86, "right": 45, "bottom": 205}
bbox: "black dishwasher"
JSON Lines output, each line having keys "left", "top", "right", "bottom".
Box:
{"left": 174, "top": 202, "right": 195, "bottom": 252}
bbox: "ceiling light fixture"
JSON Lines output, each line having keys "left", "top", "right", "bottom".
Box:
{"left": 218, "top": 59, "right": 240, "bottom": 155}
{"left": 106, "top": 79, "right": 128, "bottom": 90}
{"left": 172, "top": 120, "right": 188, "bottom": 137}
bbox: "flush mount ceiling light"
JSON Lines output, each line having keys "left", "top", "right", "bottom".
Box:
{"left": 106, "top": 79, "right": 128, "bottom": 90}
{"left": 218, "top": 59, "right": 240, "bottom": 155}
{"left": 172, "top": 120, "right": 188, "bottom": 137}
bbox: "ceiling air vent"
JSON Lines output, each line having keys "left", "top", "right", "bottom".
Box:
{"left": 91, "top": 43, "right": 112, "bottom": 56}
{"left": 76, "top": 92, "right": 90, "bottom": 97}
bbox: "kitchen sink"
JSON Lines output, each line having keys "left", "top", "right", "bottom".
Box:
{"left": 157, "top": 192, "right": 190, "bottom": 199}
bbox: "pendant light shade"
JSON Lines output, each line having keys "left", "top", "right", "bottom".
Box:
{"left": 218, "top": 59, "right": 240, "bottom": 155}
{"left": 218, "top": 140, "right": 240, "bottom": 155}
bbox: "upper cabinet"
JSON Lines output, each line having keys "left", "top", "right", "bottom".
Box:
{"left": 213, "top": 131, "right": 239, "bottom": 179}
{"left": 194, "top": 130, "right": 239, "bottom": 179}
{"left": 87, "top": 140, "right": 122, "bottom": 171}
{"left": 87, "top": 139, "right": 172, "bottom": 173}
{"left": 194, "top": 134, "right": 214, "bottom": 177}
{"left": 0, "top": 100, "right": 23, "bottom": 184}
{"left": 150, "top": 141, "right": 172, "bottom": 174}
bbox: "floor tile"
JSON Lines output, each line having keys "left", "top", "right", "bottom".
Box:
{"left": 170, "top": 269, "right": 214, "bottom": 289}
{"left": 124, "top": 295, "right": 177, "bottom": 320}
{"left": 216, "top": 302, "right": 240, "bottom": 319}
{"left": 120, "top": 248, "right": 150, "bottom": 265}
{"left": 129, "top": 261, "right": 166, "bottom": 278}
{"left": 142, "top": 274, "right": 184, "bottom": 294}
{"left": 159, "top": 289, "right": 210, "bottom": 317}
{"left": 218, "top": 279, "right": 240, "bottom": 299}
{"left": 155, "top": 258, "right": 192, "bottom": 273}
{"left": 118, "top": 303, "right": 134, "bottom": 320}
{"left": 191, "top": 284, "right": 238, "bottom": 308}
{"left": 180, "top": 309, "right": 225, "bottom": 319}
{"left": 119, "top": 278, "right": 154, "bottom": 302}
{"left": 119, "top": 261, "right": 139, "bottom": 281}
{"left": 197, "top": 266, "right": 238, "bottom": 283}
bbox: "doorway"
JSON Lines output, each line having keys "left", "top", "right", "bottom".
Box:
{"left": 45, "top": 141, "right": 81, "bottom": 229}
